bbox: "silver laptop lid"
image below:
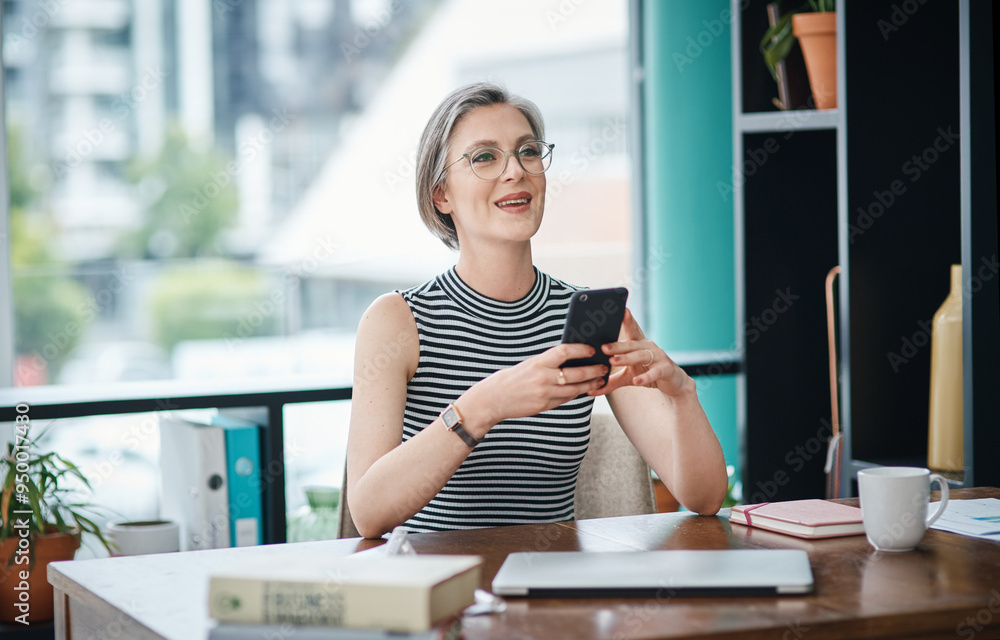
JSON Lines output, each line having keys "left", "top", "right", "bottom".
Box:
{"left": 491, "top": 549, "right": 814, "bottom": 597}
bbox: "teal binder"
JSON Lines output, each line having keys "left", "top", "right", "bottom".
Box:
{"left": 215, "top": 414, "right": 264, "bottom": 547}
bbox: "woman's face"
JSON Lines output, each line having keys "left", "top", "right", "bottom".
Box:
{"left": 433, "top": 103, "right": 547, "bottom": 250}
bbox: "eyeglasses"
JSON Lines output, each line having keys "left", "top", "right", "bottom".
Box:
{"left": 443, "top": 140, "right": 554, "bottom": 180}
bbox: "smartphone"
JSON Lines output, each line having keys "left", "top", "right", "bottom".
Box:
{"left": 560, "top": 287, "right": 629, "bottom": 383}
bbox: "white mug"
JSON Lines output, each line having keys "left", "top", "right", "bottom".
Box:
{"left": 107, "top": 520, "right": 180, "bottom": 556}
{"left": 857, "top": 467, "right": 950, "bottom": 552}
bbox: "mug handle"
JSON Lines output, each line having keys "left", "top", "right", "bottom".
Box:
{"left": 925, "top": 473, "right": 950, "bottom": 527}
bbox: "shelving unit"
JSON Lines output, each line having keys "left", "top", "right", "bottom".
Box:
{"left": 737, "top": 109, "right": 839, "bottom": 133}
{"left": 732, "top": 0, "right": 844, "bottom": 502}
{"left": 731, "top": 0, "right": 997, "bottom": 500}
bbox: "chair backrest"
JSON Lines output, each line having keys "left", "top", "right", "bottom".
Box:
{"left": 337, "top": 467, "right": 361, "bottom": 539}
{"left": 574, "top": 409, "right": 657, "bottom": 519}
{"left": 337, "top": 409, "right": 656, "bottom": 537}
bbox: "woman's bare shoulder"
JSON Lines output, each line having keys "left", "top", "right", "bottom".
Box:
{"left": 355, "top": 292, "right": 419, "bottom": 378}
{"left": 360, "top": 292, "right": 413, "bottom": 328}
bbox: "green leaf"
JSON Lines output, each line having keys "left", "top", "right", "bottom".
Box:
{"left": 811, "top": 0, "right": 836, "bottom": 11}
{"left": 759, "top": 3, "right": 812, "bottom": 81}
{"left": 759, "top": 12, "right": 794, "bottom": 53}
{"left": 71, "top": 512, "right": 98, "bottom": 534}
{"left": 71, "top": 513, "right": 114, "bottom": 553}
{"left": 759, "top": 13, "right": 796, "bottom": 81}
{"left": 52, "top": 508, "right": 69, "bottom": 531}
{"left": 56, "top": 455, "right": 93, "bottom": 488}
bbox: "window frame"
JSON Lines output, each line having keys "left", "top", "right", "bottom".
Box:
{"left": 1, "top": 45, "right": 14, "bottom": 388}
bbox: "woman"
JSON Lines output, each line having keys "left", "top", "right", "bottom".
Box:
{"left": 347, "top": 82, "right": 727, "bottom": 538}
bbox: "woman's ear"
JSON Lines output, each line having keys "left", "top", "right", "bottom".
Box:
{"left": 432, "top": 184, "right": 453, "bottom": 215}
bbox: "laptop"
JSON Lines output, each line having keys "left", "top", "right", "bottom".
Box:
{"left": 491, "top": 549, "right": 814, "bottom": 597}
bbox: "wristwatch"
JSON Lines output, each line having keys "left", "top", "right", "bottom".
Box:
{"left": 440, "top": 404, "right": 482, "bottom": 448}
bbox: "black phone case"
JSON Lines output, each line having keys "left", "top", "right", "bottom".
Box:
{"left": 560, "top": 287, "right": 629, "bottom": 382}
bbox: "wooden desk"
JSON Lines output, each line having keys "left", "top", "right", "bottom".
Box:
{"left": 48, "top": 488, "right": 1000, "bottom": 640}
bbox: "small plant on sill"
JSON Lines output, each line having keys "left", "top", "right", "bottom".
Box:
{"left": 760, "top": 0, "right": 836, "bottom": 84}
{"left": 1, "top": 424, "right": 115, "bottom": 566}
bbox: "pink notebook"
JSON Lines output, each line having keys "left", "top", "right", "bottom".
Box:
{"left": 730, "top": 499, "right": 865, "bottom": 539}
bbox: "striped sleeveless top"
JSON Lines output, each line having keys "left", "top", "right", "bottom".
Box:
{"left": 396, "top": 267, "right": 595, "bottom": 532}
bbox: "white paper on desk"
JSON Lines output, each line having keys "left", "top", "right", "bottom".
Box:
{"left": 930, "top": 498, "right": 1000, "bottom": 540}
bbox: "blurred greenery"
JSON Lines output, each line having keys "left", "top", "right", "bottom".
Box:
{"left": 149, "top": 261, "right": 280, "bottom": 352}
{"left": 13, "top": 277, "right": 90, "bottom": 369}
{"left": 121, "top": 126, "right": 239, "bottom": 259}
{"left": 723, "top": 465, "right": 741, "bottom": 508}
{"left": 7, "top": 125, "right": 52, "bottom": 266}
{"left": 6, "top": 123, "right": 246, "bottom": 379}
{"left": 7, "top": 125, "right": 90, "bottom": 376}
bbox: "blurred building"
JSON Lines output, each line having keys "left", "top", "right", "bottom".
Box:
{"left": 4, "top": 0, "right": 156, "bottom": 259}
{"left": 2, "top": 0, "right": 435, "bottom": 260}
{"left": 259, "top": 0, "right": 632, "bottom": 332}
{"left": 3, "top": 0, "right": 629, "bottom": 385}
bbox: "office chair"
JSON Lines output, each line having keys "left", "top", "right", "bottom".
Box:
{"left": 336, "top": 409, "right": 657, "bottom": 538}
{"left": 337, "top": 467, "right": 361, "bottom": 539}
{"left": 574, "top": 409, "right": 657, "bottom": 519}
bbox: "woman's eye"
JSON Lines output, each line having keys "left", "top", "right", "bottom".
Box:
{"left": 471, "top": 150, "right": 497, "bottom": 163}
{"left": 519, "top": 146, "right": 541, "bottom": 158}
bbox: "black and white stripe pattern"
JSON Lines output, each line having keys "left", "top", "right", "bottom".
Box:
{"left": 396, "top": 267, "right": 594, "bottom": 532}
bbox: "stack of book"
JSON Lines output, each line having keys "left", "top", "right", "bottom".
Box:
{"left": 207, "top": 554, "right": 483, "bottom": 639}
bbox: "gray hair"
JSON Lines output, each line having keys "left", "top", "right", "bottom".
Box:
{"left": 415, "top": 82, "right": 546, "bottom": 250}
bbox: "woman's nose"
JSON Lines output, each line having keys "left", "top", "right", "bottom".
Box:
{"left": 499, "top": 152, "right": 526, "bottom": 182}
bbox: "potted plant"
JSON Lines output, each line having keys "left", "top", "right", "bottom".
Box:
{"left": 1, "top": 422, "right": 114, "bottom": 624}
{"left": 761, "top": 0, "right": 837, "bottom": 110}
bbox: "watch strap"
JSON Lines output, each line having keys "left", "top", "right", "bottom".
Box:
{"left": 441, "top": 404, "right": 481, "bottom": 447}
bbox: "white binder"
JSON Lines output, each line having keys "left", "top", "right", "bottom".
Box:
{"left": 159, "top": 412, "right": 232, "bottom": 551}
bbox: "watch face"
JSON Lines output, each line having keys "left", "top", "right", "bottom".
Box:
{"left": 442, "top": 405, "right": 459, "bottom": 429}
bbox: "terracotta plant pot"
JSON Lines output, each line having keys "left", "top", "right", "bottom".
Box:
{"left": 792, "top": 12, "right": 837, "bottom": 110}
{"left": 0, "top": 530, "right": 80, "bottom": 623}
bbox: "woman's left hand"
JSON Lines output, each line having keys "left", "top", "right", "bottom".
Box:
{"left": 590, "top": 308, "right": 694, "bottom": 398}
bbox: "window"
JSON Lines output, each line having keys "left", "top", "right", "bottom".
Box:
{"left": 2, "top": 0, "right": 634, "bottom": 542}
{"left": 4, "top": 0, "right": 633, "bottom": 389}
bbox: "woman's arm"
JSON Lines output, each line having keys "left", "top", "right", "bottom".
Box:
{"left": 347, "top": 293, "right": 608, "bottom": 538}
{"left": 596, "top": 310, "right": 728, "bottom": 515}
{"left": 346, "top": 293, "right": 469, "bottom": 538}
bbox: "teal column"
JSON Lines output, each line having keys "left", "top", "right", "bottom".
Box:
{"left": 642, "top": 1, "right": 738, "bottom": 485}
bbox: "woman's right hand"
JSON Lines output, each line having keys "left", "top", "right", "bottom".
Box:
{"left": 456, "top": 343, "right": 608, "bottom": 436}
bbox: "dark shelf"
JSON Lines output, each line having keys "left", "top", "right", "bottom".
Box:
{"left": 0, "top": 621, "right": 54, "bottom": 639}
{"left": 741, "top": 128, "right": 838, "bottom": 503}
{"left": 845, "top": 0, "right": 960, "bottom": 467}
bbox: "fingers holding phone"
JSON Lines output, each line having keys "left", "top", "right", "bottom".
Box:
{"left": 462, "top": 290, "right": 630, "bottom": 427}
{"left": 594, "top": 309, "right": 694, "bottom": 397}
{"left": 559, "top": 288, "right": 628, "bottom": 384}
{"left": 462, "top": 343, "right": 606, "bottom": 429}
{"left": 545, "top": 344, "right": 609, "bottom": 391}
